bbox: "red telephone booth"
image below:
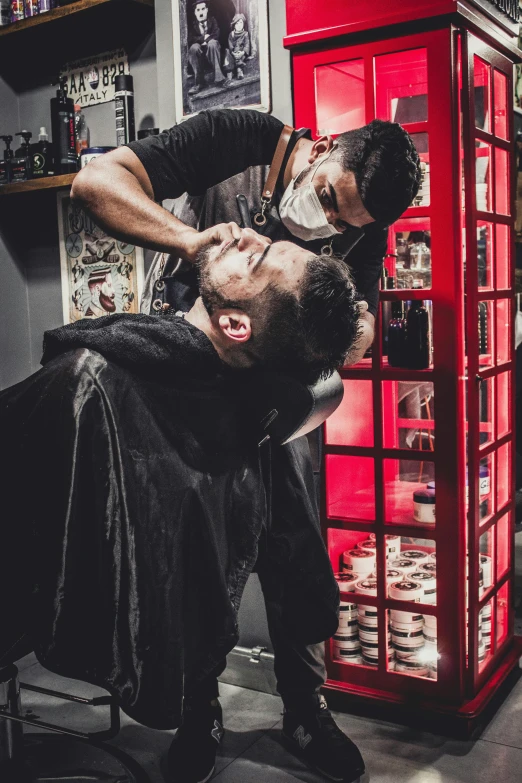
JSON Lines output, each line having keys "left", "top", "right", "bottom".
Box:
{"left": 285, "top": 0, "right": 522, "bottom": 734}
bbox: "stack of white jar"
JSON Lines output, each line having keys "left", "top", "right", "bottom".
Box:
{"left": 333, "top": 573, "right": 362, "bottom": 664}
{"left": 389, "top": 580, "right": 427, "bottom": 674}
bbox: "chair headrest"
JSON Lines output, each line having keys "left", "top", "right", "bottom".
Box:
{"left": 239, "top": 370, "right": 344, "bottom": 446}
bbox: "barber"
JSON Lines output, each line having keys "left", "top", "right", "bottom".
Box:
{"left": 72, "top": 109, "right": 421, "bottom": 783}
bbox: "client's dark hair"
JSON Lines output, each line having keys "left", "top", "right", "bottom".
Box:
{"left": 201, "top": 252, "right": 360, "bottom": 384}
{"left": 334, "top": 120, "right": 422, "bottom": 225}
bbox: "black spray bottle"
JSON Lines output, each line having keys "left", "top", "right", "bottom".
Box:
{"left": 387, "top": 301, "right": 407, "bottom": 367}
{"left": 51, "top": 79, "right": 77, "bottom": 174}
{"left": 11, "top": 131, "right": 33, "bottom": 182}
{"left": 405, "top": 299, "right": 430, "bottom": 369}
{"left": 32, "top": 127, "right": 54, "bottom": 177}
{"left": 0, "top": 135, "right": 14, "bottom": 185}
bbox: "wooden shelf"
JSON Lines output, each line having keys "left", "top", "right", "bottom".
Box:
{"left": 0, "top": 0, "right": 155, "bottom": 90}
{"left": 0, "top": 174, "right": 76, "bottom": 196}
{"left": 0, "top": 0, "right": 152, "bottom": 38}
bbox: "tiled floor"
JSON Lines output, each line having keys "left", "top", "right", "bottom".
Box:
{"left": 5, "top": 530, "right": 522, "bottom": 782}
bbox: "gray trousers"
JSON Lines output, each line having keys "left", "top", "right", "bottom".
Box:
{"left": 188, "top": 40, "right": 225, "bottom": 86}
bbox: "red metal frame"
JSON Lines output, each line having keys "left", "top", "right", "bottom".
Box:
{"left": 287, "top": 2, "right": 521, "bottom": 729}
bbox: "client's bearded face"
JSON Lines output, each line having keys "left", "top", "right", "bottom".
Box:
{"left": 196, "top": 236, "right": 307, "bottom": 315}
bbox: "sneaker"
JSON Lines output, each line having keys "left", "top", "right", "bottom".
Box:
{"left": 282, "top": 696, "right": 365, "bottom": 783}
{"left": 166, "top": 700, "right": 224, "bottom": 783}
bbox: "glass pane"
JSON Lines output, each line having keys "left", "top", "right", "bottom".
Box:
{"left": 476, "top": 142, "right": 492, "bottom": 212}
{"left": 478, "top": 301, "right": 493, "bottom": 368}
{"left": 411, "top": 133, "right": 430, "bottom": 207}
{"left": 315, "top": 59, "right": 365, "bottom": 136}
{"left": 497, "top": 442, "right": 511, "bottom": 511}
{"left": 374, "top": 48, "right": 428, "bottom": 124}
{"left": 383, "top": 299, "right": 433, "bottom": 369}
{"left": 497, "top": 372, "right": 511, "bottom": 439}
{"left": 495, "top": 223, "right": 510, "bottom": 289}
{"left": 388, "top": 609, "right": 437, "bottom": 679}
{"left": 496, "top": 299, "right": 511, "bottom": 365}
{"left": 480, "top": 597, "right": 493, "bottom": 654}
{"left": 384, "top": 459, "right": 435, "bottom": 527}
{"left": 479, "top": 376, "right": 494, "bottom": 447}
{"left": 493, "top": 69, "right": 508, "bottom": 140}
{"left": 496, "top": 581, "right": 510, "bottom": 649}
{"left": 495, "top": 148, "right": 510, "bottom": 215}
{"left": 382, "top": 381, "right": 435, "bottom": 451}
{"left": 326, "top": 455, "right": 375, "bottom": 521}
{"left": 477, "top": 222, "right": 493, "bottom": 289}
{"left": 325, "top": 380, "right": 374, "bottom": 447}
{"left": 474, "top": 56, "right": 491, "bottom": 133}
{"left": 389, "top": 218, "right": 431, "bottom": 291}
{"left": 497, "top": 512, "right": 511, "bottom": 582}
{"left": 478, "top": 454, "right": 494, "bottom": 522}
{"left": 479, "top": 529, "right": 494, "bottom": 598}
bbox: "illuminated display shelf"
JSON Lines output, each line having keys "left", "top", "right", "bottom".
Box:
{"left": 286, "top": 0, "right": 522, "bottom": 736}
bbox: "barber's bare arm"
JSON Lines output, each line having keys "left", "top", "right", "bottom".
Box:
{"left": 70, "top": 147, "right": 242, "bottom": 262}
{"left": 344, "top": 307, "right": 375, "bottom": 367}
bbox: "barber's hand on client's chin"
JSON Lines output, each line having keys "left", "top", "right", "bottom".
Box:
{"left": 178, "top": 222, "right": 243, "bottom": 263}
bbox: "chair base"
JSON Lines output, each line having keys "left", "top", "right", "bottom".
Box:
{"left": 0, "top": 733, "right": 151, "bottom": 783}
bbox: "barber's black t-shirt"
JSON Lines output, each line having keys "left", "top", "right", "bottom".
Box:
{"left": 128, "top": 109, "right": 388, "bottom": 317}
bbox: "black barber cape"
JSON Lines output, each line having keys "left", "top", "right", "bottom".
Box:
{"left": 0, "top": 314, "right": 339, "bottom": 729}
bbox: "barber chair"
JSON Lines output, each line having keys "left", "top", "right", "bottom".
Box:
{"left": 0, "top": 659, "right": 150, "bottom": 783}
{"left": 0, "top": 372, "right": 343, "bottom": 782}
{"left": 245, "top": 369, "right": 344, "bottom": 446}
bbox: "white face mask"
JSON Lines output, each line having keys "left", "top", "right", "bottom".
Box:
{"left": 279, "top": 148, "right": 340, "bottom": 242}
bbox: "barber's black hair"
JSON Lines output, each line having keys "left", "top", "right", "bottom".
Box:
{"left": 334, "top": 120, "right": 422, "bottom": 226}
{"left": 199, "top": 248, "right": 360, "bottom": 384}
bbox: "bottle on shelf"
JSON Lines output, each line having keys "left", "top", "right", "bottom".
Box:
{"left": 11, "top": 131, "right": 33, "bottom": 182}
{"left": 0, "top": 135, "right": 14, "bottom": 184}
{"left": 74, "top": 105, "right": 90, "bottom": 157}
{"left": 1, "top": 0, "right": 11, "bottom": 26}
{"left": 38, "top": 0, "right": 53, "bottom": 11}
{"left": 10, "top": 0, "right": 23, "bottom": 22}
{"left": 23, "top": 0, "right": 38, "bottom": 16}
{"left": 114, "top": 74, "right": 136, "bottom": 146}
{"left": 387, "top": 301, "right": 407, "bottom": 367}
{"left": 405, "top": 299, "right": 430, "bottom": 369}
{"left": 31, "top": 127, "right": 54, "bottom": 177}
{"left": 381, "top": 272, "right": 396, "bottom": 357}
{"left": 50, "top": 79, "right": 78, "bottom": 174}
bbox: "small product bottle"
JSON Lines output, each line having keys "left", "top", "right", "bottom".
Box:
{"left": 387, "top": 301, "right": 407, "bottom": 367}
{"left": 32, "top": 127, "right": 54, "bottom": 177}
{"left": 0, "top": 135, "right": 13, "bottom": 184}
{"left": 50, "top": 80, "right": 77, "bottom": 174}
{"left": 1, "top": 0, "right": 11, "bottom": 25}
{"left": 38, "top": 0, "right": 53, "bottom": 11}
{"left": 114, "top": 74, "right": 136, "bottom": 146}
{"left": 11, "top": 131, "right": 33, "bottom": 182}
{"left": 23, "top": 0, "right": 38, "bottom": 16}
{"left": 405, "top": 300, "right": 430, "bottom": 369}
{"left": 74, "top": 104, "right": 90, "bottom": 156}
{"left": 10, "top": 0, "right": 23, "bottom": 21}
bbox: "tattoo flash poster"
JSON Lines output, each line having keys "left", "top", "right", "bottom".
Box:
{"left": 57, "top": 192, "right": 144, "bottom": 325}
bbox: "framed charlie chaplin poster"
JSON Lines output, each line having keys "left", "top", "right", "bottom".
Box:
{"left": 172, "top": 0, "right": 270, "bottom": 121}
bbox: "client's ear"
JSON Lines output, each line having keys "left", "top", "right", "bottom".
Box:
{"left": 217, "top": 310, "right": 252, "bottom": 344}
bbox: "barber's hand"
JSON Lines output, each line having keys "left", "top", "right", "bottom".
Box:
{"left": 179, "top": 222, "right": 243, "bottom": 264}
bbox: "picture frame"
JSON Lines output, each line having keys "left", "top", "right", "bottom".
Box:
{"left": 57, "top": 191, "right": 144, "bottom": 325}
{"left": 171, "top": 0, "right": 270, "bottom": 122}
